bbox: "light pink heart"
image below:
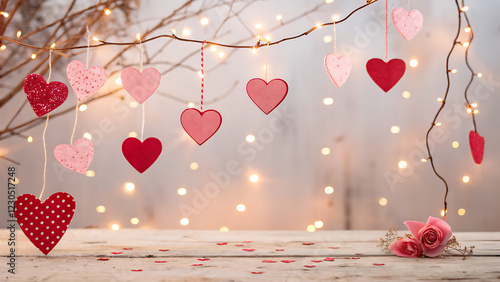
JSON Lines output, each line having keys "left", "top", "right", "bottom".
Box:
{"left": 392, "top": 7, "right": 423, "bottom": 41}
{"left": 54, "top": 138, "right": 94, "bottom": 174}
{"left": 246, "top": 78, "right": 288, "bottom": 115}
{"left": 324, "top": 54, "right": 352, "bottom": 87}
{"left": 121, "top": 67, "right": 161, "bottom": 104}
{"left": 181, "top": 108, "right": 222, "bottom": 146}
{"left": 67, "top": 60, "right": 107, "bottom": 101}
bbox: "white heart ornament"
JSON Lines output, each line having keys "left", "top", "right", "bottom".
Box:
{"left": 324, "top": 54, "right": 352, "bottom": 88}
{"left": 392, "top": 7, "right": 423, "bottom": 41}
{"left": 67, "top": 60, "right": 107, "bottom": 101}
{"left": 54, "top": 138, "right": 94, "bottom": 174}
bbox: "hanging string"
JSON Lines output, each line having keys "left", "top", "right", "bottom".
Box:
{"left": 47, "top": 49, "right": 52, "bottom": 83}
{"left": 265, "top": 41, "right": 270, "bottom": 82}
{"left": 141, "top": 103, "right": 145, "bottom": 141}
{"left": 385, "top": 0, "right": 388, "bottom": 62}
{"left": 406, "top": 0, "right": 409, "bottom": 12}
{"left": 333, "top": 19, "right": 337, "bottom": 55}
{"left": 138, "top": 36, "right": 146, "bottom": 141}
{"left": 200, "top": 40, "right": 205, "bottom": 112}
{"left": 86, "top": 26, "right": 90, "bottom": 68}
{"left": 39, "top": 49, "right": 53, "bottom": 200}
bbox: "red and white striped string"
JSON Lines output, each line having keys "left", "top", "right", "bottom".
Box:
{"left": 200, "top": 40, "right": 206, "bottom": 111}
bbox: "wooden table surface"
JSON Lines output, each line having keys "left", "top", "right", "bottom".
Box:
{"left": 2, "top": 229, "right": 499, "bottom": 281}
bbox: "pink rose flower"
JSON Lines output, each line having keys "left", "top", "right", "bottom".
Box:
{"left": 390, "top": 237, "right": 423, "bottom": 257}
{"left": 404, "top": 216, "right": 452, "bottom": 257}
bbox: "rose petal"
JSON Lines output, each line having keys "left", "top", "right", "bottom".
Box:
{"left": 191, "top": 264, "right": 203, "bottom": 266}
{"left": 311, "top": 260, "right": 323, "bottom": 263}
{"left": 123, "top": 248, "right": 133, "bottom": 250}
{"left": 111, "top": 252, "right": 123, "bottom": 255}
{"left": 304, "top": 265, "right": 316, "bottom": 268}
{"left": 404, "top": 221, "right": 426, "bottom": 240}
{"left": 251, "top": 271, "right": 264, "bottom": 274}
{"left": 302, "top": 242, "right": 315, "bottom": 245}
{"left": 275, "top": 249, "right": 284, "bottom": 251}
{"left": 426, "top": 216, "right": 452, "bottom": 242}
{"left": 131, "top": 269, "right": 143, "bottom": 272}
{"left": 373, "top": 263, "right": 385, "bottom": 266}
{"left": 154, "top": 261, "right": 167, "bottom": 263}
{"left": 242, "top": 249, "right": 255, "bottom": 252}
{"left": 262, "top": 260, "right": 277, "bottom": 263}
{"left": 97, "top": 258, "right": 109, "bottom": 261}
{"left": 422, "top": 244, "right": 447, "bottom": 257}
{"left": 198, "top": 258, "right": 210, "bottom": 261}
{"left": 281, "top": 260, "right": 295, "bottom": 263}
{"left": 216, "top": 242, "right": 227, "bottom": 245}
{"left": 244, "top": 241, "right": 252, "bottom": 243}
{"left": 158, "top": 249, "right": 170, "bottom": 252}
{"left": 324, "top": 257, "right": 336, "bottom": 261}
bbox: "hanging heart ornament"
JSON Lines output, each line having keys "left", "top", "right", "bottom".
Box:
{"left": 121, "top": 67, "right": 161, "bottom": 104}
{"left": 54, "top": 138, "right": 94, "bottom": 174}
{"left": 67, "top": 60, "right": 107, "bottom": 101}
{"left": 246, "top": 78, "right": 288, "bottom": 114}
{"left": 24, "top": 74, "right": 68, "bottom": 117}
{"left": 366, "top": 58, "right": 406, "bottom": 92}
{"left": 469, "top": 130, "right": 484, "bottom": 164}
{"left": 122, "top": 137, "right": 162, "bottom": 173}
{"left": 324, "top": 54, "right": 352, "bottom": 87}
{"left": 15, "top": 192, "right": 76, "bottom": 255}
{"left": 181, "top": 108, "right": 222, "bottom": 145}
{"left": 392, "top": 7, "right": 423, "bottom": 41}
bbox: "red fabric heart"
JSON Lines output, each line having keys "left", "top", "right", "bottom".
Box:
{"left": 181, "top": 108, "right": 222, "bottom": 145}
{"left": 469, "top": 130, "right": 485, "bottom": 164}
{"left": 122, "top": 137, "right": 162, "bottom": 173}
{"left": 24, "top": 74, "right": 68, "bottom": 117}
{"left": 366, "top": 58, "right": 406, "bottom": 92}
{"left": 14, "top": 192, "right": 75, "bottom": 255}
{"left": 246, "top": 78, "right": 288, "bottom": 115}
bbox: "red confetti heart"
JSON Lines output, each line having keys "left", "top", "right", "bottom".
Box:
{"left": 54, "top": 138, "right": 94, "bottom": 174}
{"left": 243, "top": 241, "right": 253, "bottom": 243}
{"left": 302, "top": 242, "right": 315, "bottom": 245}
{"left": 155, "top": 261, "right": 167, "bottom": 263}
{"left": 311, "top": 260, "right": 323, "bottom": 263}
{"left": 251, "top": 272, "right": 264, "bottom": 274}
{"left": 122, "top": 137, "right": 162, "bottom": 173}
{"left": 262, "top": 260, "right": 277, "bottom": 263}
{"left": 24, "top": 74, "right": 68, "bottom": 117}
{"left": 181, "top": 108, "right": 222, "bottom": 145}
{"left": 242, "top": 249, "right": 255, "bottom": 252}
{"left": 304, "top": 265, "right": 316, "bottom": 268}
{"left": 235, "top": 244, "right": 244, "bottom": 247}
{"left": 123, "top": 247, "right": 133, "bottom": 250}
{"left": 158, "top": 249, "right": 170, "bottom": 252}
{"left": 14, "top": 192, "right": 75, "bottom": 255}
{"left": 281, "top": 260, "right": 295, "bottom": 263}
{"left": 216, "top": 242, "right": 227, "bottom": 245}
{"left": 97, "top": 258, "right": 109, "bottom": 261}
{"left": 131, "top": 269, "right": 143, "bottom": 272}
{"left": 198, "top": 258, "right": 210, "bottom": 261}
{"left": 373, "top": 263, "right": 385, "bottom": 266}
{"left": 328, "top": 247, "right": 339, "bottom": 249}
{"left": 67, "top": 60, "right": 107, "bottom": 101}
{"left": 246, "top": 78, "right": 288, "bottom": 115}
{"left": 469, "top": 130, "right": 485, "bottom": 164}
{"left": 275, "top": 249, "right": 284, "bottom": 251}
{"left": 191, "top": 264, "right": 203, "bottom": 266}
{"left": 366, "top": 58, "right": 406, "bottom": 92}
{"left": 111, "top": 252, "right": 123, "bottom": 255}
{"left": 324, "top": 257, "right": 336, "bottom": 261}
{"left": 352, "top": 257, "right": 361, "bottom": 259}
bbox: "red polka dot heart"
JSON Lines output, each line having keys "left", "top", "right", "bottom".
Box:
{"left": 14, "top": 192, "right": 75, "bottom": 255}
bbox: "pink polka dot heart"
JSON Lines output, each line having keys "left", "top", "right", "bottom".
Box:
{"left": 324, "top": 54, "right": 352, "bottom": 88}
{"left": 14, "top": 192, "right": 76, "bottom": 255}
{"left": 67, "top": 60, "right": 107, "bottom": 101}
{"left": 392, "top": 7, "right": 423, "bottom": 41}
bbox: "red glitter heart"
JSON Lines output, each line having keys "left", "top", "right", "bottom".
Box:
{"left": 181, "top": 108, "right": 222, "bottom": 145}
{"left": 246, "top": 78, "right": 288, "bottom": 114}
{"left": 469, "top": 130, "right": 485, "bottom": 164}
{"left": 24, "top": 74, "right": 68, "bottom": 117}
{"left": 122, "top": 137, "right": 162, "bottom": 173}
{"left": 14, "top": 192, "right": 75, "bottom": 255}
{"left": 366, "top": 58, "right": 406, "bottom": 92}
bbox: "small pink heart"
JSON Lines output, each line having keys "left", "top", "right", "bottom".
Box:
{"left": 54, "top": 138, "right": 94, "bottom": 174}
{"left": 181, "top": 108, "right": 222, "bottom": 145}
{"left": 324, "top": 54, "right": 352, "bottom": 87}
{"left": 469, "top": 130, "right": 485, "bottom": 164}
{"left": 24, "top": 74, "right": 68, "bottom": 117}
{"left": 67, "top": 60, "right": 107, "bottom": 101}
{"left": 366, "top": 58, "right": 406, "bottom": 92}
{"left": 392, "top": 7, "right": 423, "bottom": 41}
{"left": 246, "top": 78, "right": 288, "bottom": 115}
{"left": 121, "top": 67, "right": 161, "bottom": 104}
{"left": 122, "top": 137, "right": 162, "bottom": 173}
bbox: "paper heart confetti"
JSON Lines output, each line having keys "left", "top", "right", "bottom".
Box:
{"left": 121, "top": 67, "right": 161, "bottom": 104}
{"left": 181, "top": 108, "right": 222, "bottom": 145}
{"left": 67, "top": 60, "right": 107, "bottom": 101}
{"left": 392, "top": 7, "right": 423, "bottom": 41}
{"left": 54, "top": 138, "right": 94, "bottom": 174}
{"left": 122, "top": 137, "right": 162, "bottom": 173}
{"left": 469, "top": 130, "right": 485, "bottom": 164}
{"left": 366, "top": 58, "right": 406, "bottom": 92}
{"left": 246, "top": 78, "right": 288, "bottom": 115}
{"left": 24, "top": 74, "right": 68, "bottom": 117}
{"left": 14, "top": 192, "right": 76, "bottom": 255}
{"left": 324, "top": 54, "right": 352, "bottom": 87}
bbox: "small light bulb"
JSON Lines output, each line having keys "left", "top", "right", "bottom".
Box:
{"left": 85, "top": 170, "right": 95, "bottom": 177}
{"left": 321, "top": 147, "right": 331, "bottom": 155}
{"left": 307, "top": 225, "right": 316, "bottom": 232}
{"left": 471, "top": 103, "right": 478, "bottom": 108}
{"left": 83, "top": 132, "right": 92, "bottom": 140}
{"left": 437, "top": 97, "right": 443, "bottom": 102}
{"left": 16, "top": 30, "right": 22, "bottom": 38}
{"left": 466, "top": 108, "right": 472, "bottom": 113}
{"left": 255, "top": 24, "right": 262, "bottom": 30}
{"left": 402, "top": 91, "right": 411, "bottom": 99}
{"left": 182, "top": 28, "right": 190, "bottom": 36}
{"left": 458, "top": 208, "right": 466, "bottom": 216}
{"left": 136, "top": 33, "right": 141, "bottom": 41}
{"left": 246, "top": 134, "right": 256, "bottom": 143}
{"left": 50, "top": 42, "right": 56, "bottom": 49}
{"left": 0, "top": 45, "right": 6, "bottom": 50}
{"left": 464, "top": 27, "right": 471, "bottom": 33}
{"left": 190, "top": 162, "right": 199, "bottom": 170}
{"left": 218, "top": 52, "right": 225, "bottom": 58}
{"left": 236, "top": 204, "right": 246, "bottom": 212}
{"left": 30, "top": 53, "right": 37, "bottom": 60}
{"left": 104, "top": 8, "right": 111, "bottom": 15}
{"left": 440, "top": 209, "right": 446, "bottom": 217}
{"left": 473, "top": 109, "right": 479, "bottom": 114}
{"left": 398, "top": 161, "right": 407, "bottom": 169}
{"left": 220, "top": 226, "right": 229, "bottom": 232}
{"left": 435, "top": 122, "right": 442, "bottom": 126}
{"left": 27, "top": 136, "right": 33, "bottom": 143}
{"left": 96, "top": 205, "right": 106, "bottom": 213}
{"left": 379, "top": 197, "right": 388, "bottom": 206}
{"left": 452, "top": 141, "right": 459, "bottom": 148}
{"left": 114, "top": 77, "right": 122, "bottom": 85}
{"left": 477, "top": 73, "right": 483, "bottom": 78}
{"left": 92, "top": 36, "right": 99, "bottom": 42}
{"left": 325, "top": 0, "right": 334, "bottom": 3}
{"left": 210, "top": 45, "right": 217, "bottom": 52}
{"left": 390, "top": 126, "right": 400, "bottom": 134}
{"left": 180, "top": 218, "right": 189, "bottom": 226}
{"left": 462, "top": 42, "right": 470, "bottom": 47}
{"left": 264, "top": 35, "right": 271, "bottom": 42}
{"left": 323, "top": 97, "right": 334, "bottom": 105}
{"left": 125, "top": 182, "right": 135, "bottom": 192}
{"left": 409, "top": 59, "right": 418, "bottom": 67}
{"left": 129, "top": 101, "right": 139, "bottom": 108}
{"left": 276, "top": 15, "right": 283, "bottom": 21}
{"left": 111, "top": 224, "right": 120, "bottom": 231}
{"left": 450, "top": 69, "right": 457, "bottom": 73}
{"left": 200, "top": 17, "right": 209, "bottom": 25}
{"left": 177, "top": 188, "right": 187, "bottom": 196}
{"left": 128, "top": 132, "right": 137, "bottom": 138}
{"left": 323, "top": 35, "right": 333, "bottom": 43}
{"left": 462, "top": 176, "right": 470, "bottom": 183}
{"left": 332, "top": 15, "right": 340, "bottom": 21}
{"left": 420, "top": 158, "right": 428, "bottom": 163}
{"left": 130, "top": 217, "right": 139, "bottom": 225}
{"left": 314, "top": 221, "right": 324, "bottom": 228}
{"left": 316, "top": 23, "right": 322, "bottom": 29}
{"left": 324, "top": 186, "right": 334, "bottom": 194}
{"left": 0, "top": 11, "right": 9, "bottom": 18}
{"left": 461, "top": 6, "right": 469, "bottom": 12}
{"left": 249, "top": 174, "right": 259, "bottom": 183}
{"left": 79, "top": 104, "right": 87, "bottom": 111}
{"left": 197, "top": 70, "right": 204, "bottom": 78}
{"left": 188, "top": 102, "right": 195, "bottom": 108}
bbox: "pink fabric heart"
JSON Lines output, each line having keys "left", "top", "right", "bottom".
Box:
{"left": 324, "top": 54, "right": 352, "bottom": 87}
{"left": 67, "top": 60, "right": 107, "bottom": 101}
{"left": 469, "top": 130, "right": 485, "bottom": 164}
{"left": 121, "top": 67, "right": 161, "bottom": 104}
{"left": 181, "top": 108, "right": 222, "bottom": 145}
{"left": 366, "top": 58, "right": 406, "bottom": 92}
{"left": 246, "top": 78, "right": 288, "bottom": 115}
{"left": 54, "top": 138, "right": 94, "bottom": 174}
{"left": 392, "top": 7, "right": 423, "bottom": 41}
{"left": 24, "top": 74, "right": 68, "bottom": 117}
